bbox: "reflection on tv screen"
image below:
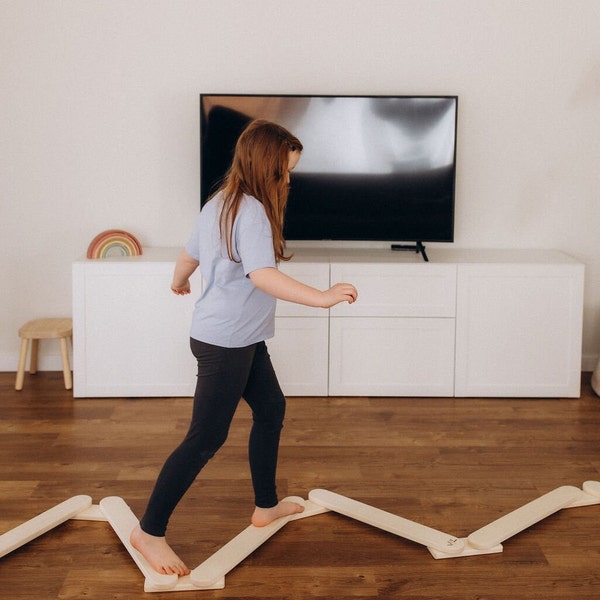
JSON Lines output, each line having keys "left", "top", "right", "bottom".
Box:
{"left": 200, "top": 95, "right": 457, "bottom": 243}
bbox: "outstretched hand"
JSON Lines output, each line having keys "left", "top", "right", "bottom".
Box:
{"left": 321, "top": 283, "right": 358, "bottom": 308}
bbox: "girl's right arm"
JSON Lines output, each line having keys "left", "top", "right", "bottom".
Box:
{"left": 249, "top": 267, "right": 357, "bottom": 308}
{"left": 171, "top": 249, "right": 200, "bottom": 295}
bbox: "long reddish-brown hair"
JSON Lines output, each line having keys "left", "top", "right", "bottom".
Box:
{"left": 216, "top": 119, "right": 303, "bottom": 263}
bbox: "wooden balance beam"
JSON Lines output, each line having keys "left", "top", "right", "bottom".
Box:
{"left": 2, "top": 480, "right": 599, "bottom": 591}
{"left": 308, "top": 489, "right": 467, "bottom": 555}
{"left": 468, "top": 482, "right": 600, "bottom": 550}
{"left": 99, "top": 496, "right": 186, "bottom": 592}
{"left": 189, "top": 496, "right": 328, "bottom": 589}
{"left": 0, "top": 495, "right": 92, "bottom": 559}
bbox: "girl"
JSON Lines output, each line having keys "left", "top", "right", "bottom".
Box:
{"left": 131, "top": 119, "right": 358, "bottom": 576}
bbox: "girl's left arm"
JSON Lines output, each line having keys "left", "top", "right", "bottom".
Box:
{"left": 249, "top": 267, "right": 357, "bottom": 308}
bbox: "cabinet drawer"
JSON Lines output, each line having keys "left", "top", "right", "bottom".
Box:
{"left": 330, "top": 263, "right": 456, "bottom": 317}
{"left": 276, "top": 261, "right": 330, "bottom": 317}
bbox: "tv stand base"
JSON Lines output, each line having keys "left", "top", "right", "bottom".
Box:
{"left": 391, "top": 241, "right": 429, "bottom": 262}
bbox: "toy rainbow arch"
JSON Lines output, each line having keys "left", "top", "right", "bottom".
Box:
{"left": 87, "top": 230, "right": 143, "bottom": 259}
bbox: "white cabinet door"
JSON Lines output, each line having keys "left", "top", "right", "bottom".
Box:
{"left": 268, "top": 317, "right": 329, "bottom": 396}
{"left": 455, "top": 263, "right": 584, "bottom": 397}
{"left": 73, "top": 260, "right": 199, "bottom": 397}
{"left": 329, "top": 317, "right": 455, "bottom": 396}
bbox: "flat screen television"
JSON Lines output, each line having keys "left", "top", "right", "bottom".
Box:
{"left": 200, "top": 94, "right": 457, "bottom": 260}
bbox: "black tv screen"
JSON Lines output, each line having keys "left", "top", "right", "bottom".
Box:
{"left": 200, "top": 94, "right": 457, "bottom": 244}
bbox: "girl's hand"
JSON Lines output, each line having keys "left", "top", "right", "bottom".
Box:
{"left": 171, "top": 280, "right": 191, "bottom": 295}
{"left": 321, "top": 283, "right": 358, "bottom": 308}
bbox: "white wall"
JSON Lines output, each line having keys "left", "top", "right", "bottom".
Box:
{"left": 1, "top": 0, "right": 599, "bottom": 371}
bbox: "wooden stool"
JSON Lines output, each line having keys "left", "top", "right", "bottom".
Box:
{"left": 16, "top": 318, "right": 73, "bottom": 391}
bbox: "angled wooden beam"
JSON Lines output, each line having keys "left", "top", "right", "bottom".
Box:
{"left": 0, "top": 495, "right": 92, "bottom": 559}
{"left": 308, "top": 488, "right": 464, "bottom": 554}
{"left": 432, "top": 481, "right": 600, "bottom": 558}
{"left": 99, "top": 496, "right": 179, "bottom": 592}
{"left": 190, "top": 496, "right": 328, "bottom": 588}
{"left": 468, "top": 485, "right": 582, "bottom": 550}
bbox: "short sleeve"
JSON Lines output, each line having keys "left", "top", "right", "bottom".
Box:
{"left": 184, "top": 214, "right": 202, "bottom": 261}
{"left": 235, "top": 199, "right": 276, "bottom": 275}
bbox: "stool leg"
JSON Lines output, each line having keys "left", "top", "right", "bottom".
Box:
{"left": 30, "top": 339, "right": 39, "bottom": 374}
{"left": 15, "top": 339, "right": 29, "bottom": 391}
{"left": 59, "top": 337, "right": 72, "bottom": 390}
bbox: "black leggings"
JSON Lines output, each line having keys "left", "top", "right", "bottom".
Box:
{"left": 139, "top": 338, "right": 286, "bottom": 537}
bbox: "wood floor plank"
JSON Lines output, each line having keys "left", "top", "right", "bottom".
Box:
{"left": 0, "top": 372, "right": 599, "bottom": 598}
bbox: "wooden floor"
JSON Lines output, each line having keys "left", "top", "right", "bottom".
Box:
{"left": 1, "top": 372, "right": 600, "bottom": 599}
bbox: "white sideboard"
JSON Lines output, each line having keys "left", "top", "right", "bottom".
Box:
{"left": 72, "top": 247, "right": 584, "bottom": 398}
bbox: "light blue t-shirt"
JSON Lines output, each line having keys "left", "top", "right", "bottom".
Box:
{"left": 185, "top": 192, "right": 277, "bottom": 348}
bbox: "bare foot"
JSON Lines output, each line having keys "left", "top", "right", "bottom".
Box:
{"left": 130, "top": 524, "right": 190, "bottom": 576}
{"left": 251, "top": 500, "right": 305, "bottom": 527}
